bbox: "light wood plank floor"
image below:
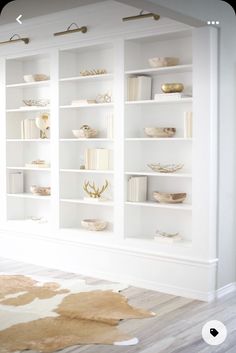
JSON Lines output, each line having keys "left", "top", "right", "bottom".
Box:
{"left": 0, "top": 257, "right": 235, "bottom": 353}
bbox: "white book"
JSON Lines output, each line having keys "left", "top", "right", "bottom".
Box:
{"left": 184, "top": 112, "right": 193, "bottom": 138}
{"left": 106, "top": 113, "right": 114, "bottom": 139}
{"left": 9, "top": 172, "right": 24, "bottom": 194}
{"left": 128, "top": 176, "right": 147, "bottom": 202}
{"left": 136, "top": 76, "right": 152, "bottom": 100}
{"left": 154, "top": 93, "right": 191, "bottom": 101}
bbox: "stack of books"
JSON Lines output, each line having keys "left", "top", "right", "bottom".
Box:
{"left": 21, "top": 119, "right": 40, "bottom": 139}
{"left": 154, "top": 92, "right": 191, "bottom": 101}
{"left": 184, "top": 111, "right": 193, "bottom": 138}
{"left": 8, "top": 172, "right": 24, "bottom": 194}
{"left": 127, "top": 76, "right": 152, "bottom": 101}
{"left": 127, "top": 176, "right": 147, "bottom": 202}
{"left": 85, "top": 148, "right": 111, "bottom": 170}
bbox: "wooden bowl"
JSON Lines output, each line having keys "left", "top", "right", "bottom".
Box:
{"left": 24, "top": 74, "right": 49, "bottom": 82}
{"left": 161, "top": 83, "right": 184, "bottom": 93}
{"left": 153, "top": 192, "right": 187, "bottom": 204}
{"left": 144, "top": 127, "right": 176, "bottom": 138}
{"left": 148, "top": 57, "right": 179, "bottom": 68}
{"left": 81, "top": 219, "right": 108, "bottom": 231}
{"left": 30, "top": 185, "right": 51, "bottom": 196}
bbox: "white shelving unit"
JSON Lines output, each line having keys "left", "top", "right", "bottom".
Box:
{"left": 0, "top": 8, "right": 218, "bottom": 299}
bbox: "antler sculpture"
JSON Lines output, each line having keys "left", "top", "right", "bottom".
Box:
{"left": 83, "top": 179, "right": 109, "bottom": 198}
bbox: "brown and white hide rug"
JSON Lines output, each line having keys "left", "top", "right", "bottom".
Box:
{"left": 0, "top": 274, "right": 155, "bottom": 353}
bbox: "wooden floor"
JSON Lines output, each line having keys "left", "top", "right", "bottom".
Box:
{"left": 0, "top": 257, "right": 235, "bottom": 353}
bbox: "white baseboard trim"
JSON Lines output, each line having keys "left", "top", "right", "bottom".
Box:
{"left": 216, "top": 282, "right": 236, "bottom": 298}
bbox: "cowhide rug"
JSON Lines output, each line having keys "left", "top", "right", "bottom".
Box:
{"left": 0, "top": 274, "right": 155, "bottom": 353}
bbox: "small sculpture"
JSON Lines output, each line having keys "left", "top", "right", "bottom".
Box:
{"left": 83, "top": 180, "right": 109, "bottom": 198}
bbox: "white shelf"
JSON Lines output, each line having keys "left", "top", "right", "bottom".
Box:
{"left": 7, "top": 139, "right": 50, "bottom": 142}
{"left": 125, "top": 171, "right": 192, "bottom": 178}
{"left": 125, "top": 237, "right": 192, "bottom": 248}
{"left": 60, "top": 198, "right": 114, "bottom": 206}
{"left": 7, "top": 167, "right": 51, "bottom": 171}
{"left": 60, "top": 138, "right": 113, "bottom": 142}
{"left": 125, "top": 64, "right": 193, "bottom": 75}
{"left": 60, "top": 103, "right": 113, "bottom": 109}
{"left": 6, "top": 107, "right": 50, "bottom": 113}
{"left": 125, "top": 138, "right": 192, "bottom": 142}
{"left": 125, "top": 201, "right": 192, "bottom": 211}
{"left": 6, "top": 81, "right": 50, "bottom": 88}
{"left": 60, "top": 73, "right": 113, "bottom": 82}
{"left": 7, "top": 193, "right": 51, "bottom": 200}
{"left": 60, "top": 169, "right": 114, "bottom": 174}
{"left": 125, "top": 98, "right": 193, "bottom": 105}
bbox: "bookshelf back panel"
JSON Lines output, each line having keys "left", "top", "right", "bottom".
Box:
{"left": 7, "top": 198, "right": 51, "bottom": 221}
{"left": 7, "top": 143, "right": 50, "bottom": 167}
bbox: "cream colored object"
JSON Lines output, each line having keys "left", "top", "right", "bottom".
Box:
{"left": 147, "top": 163, "right": 184, "bottom": 173}
{"left": 153, "top": 192, "right": 187, "bottom": 204}
{"left": 25, "top": 160, "right": 50, "bottom": 168}
{"left": 144, "top": 127, "right": 176, "bottom": 138}
{"left": 72, "top": 125, "right": 97, "bottom": 139}
{"left": 23, "top": 99, "right": 50, "bottom": 107}
{"left": 80, "top": 69, "right": 107, "bottom": 76}
{"left": 23, "top": 74, "right": 49, "bottom": 82}
{"left": 184, "top": 112, "right": 193, "bottom": 138}
{"left": 161, "top": 83, "right": 184, "bottom": 93}
{"left": 30, "top": 185, "right": 51, "bottom": 196}
{"left": 81, "top": 219, "right": 108, "bottom": 231}
{"left": 148, "top": 57, "right": 179, "bottom": 68}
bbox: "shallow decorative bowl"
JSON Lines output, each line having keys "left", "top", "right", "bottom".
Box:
{"left": 147, "top": 163, "right": 184, "bottom": 173}
{"left": 30, "top": 185, "right": 51, "bottom": 196}
{"left": 80, "top": 69, "right": 107, "bottom": 76}
{"left": 153, "top": 192, "right": 187, "bottom": 204}
{"left": 161, "top": 83, "right": 184, "bottom": 93}
{"left": 23, "top": 74, "right": 49, "bottom": 82}
{"left": 23, "top": 99, "right": 50, "bottom": 107}
{"left": 148, "top": 57, "right": 179, "bottom": 68}
{"left": 81, "top": 219, "right": 108, "bottom": 231}
{"left": 144, "top": 127, "right": 176, "bottom": 138}
{"left": 72, "top": 125, "right": 98, "bottom": 139}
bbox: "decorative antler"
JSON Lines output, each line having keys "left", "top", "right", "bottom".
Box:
{"left": 83, "top": 179, "right": 109, "bottom": 198}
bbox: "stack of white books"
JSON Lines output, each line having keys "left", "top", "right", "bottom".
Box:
{"left": 184, "top": 111, "right": 193, "bottom": 138}
{"left": 106, "top": 112, "right": 114, "bottom": 139}
{"left": 127, "top": 76, "right": 152, "bottom": 101}
{"left": 85, "top": 148, "right": 110, "bottom": 170}
{"left": 8, "top": 172, "right": 24, "bottom": 194}
{"left": 21, "top": 119, "right": 40, "bottom": 139}
{"left": 154, "top": 92, "right": 191, "bottom": 101}
{"left": 127, "top": 176, "right": 147, "bottom": 202}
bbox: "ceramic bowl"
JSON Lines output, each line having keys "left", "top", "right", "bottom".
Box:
{"left": 23, "top": 99, "right": 50, "bottom": 107}
{"left": 144, "top": 127, "right": 176, "bottom": 138}
{"left": 147, "top": 163, "right": 184, "bottom": 173}
{"left": 30, "top": 185, "right": 51, "bottom": 196}
{"left": 148, "top": 57, "right": 179, "bottom": 68}
{"left": 153, "top": 192, "right": 187, "bottom": 204}
{"left": 23, "top": 74, "right": 49, "bottom": 82}
{"left": 72, "top": 125, "right": 98, "bottom": 139}
{"left": 81, "top": 219, "right": 108, "bottom": 231}
{"left": 161, "top": 83, "right": 184, "bottom": 93}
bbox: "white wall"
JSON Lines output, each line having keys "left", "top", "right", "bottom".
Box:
{"left": 143, "top": 0, "right": 236, "bottom": 289}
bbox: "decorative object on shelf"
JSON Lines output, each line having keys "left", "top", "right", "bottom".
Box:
{"left": 147, "top": 163, "right": 184, "bottom": 173}
{"left": 83, "top": 180, "right": 109, "bottom": 199}
{"left": 80, "top": 69, "right": 107, "bottom": 76}
{"left": 127, "top": 76, "right": 152, "bottom": 101}
{"left": 122, "top": 10, "right": 160, "bottom": 22}
{"left": 85, "top": 148, "right": 111, "bottom": 170}
{"left": 153, "top": 192, "right": 187, "bottom": 204}
{"left": 8, "top": 172, "right": 24, "bottom": 194}
{"left": 154, "top": 92, "right": 190, "bottom": 101}
{"left": 30, "top": 216, "right": 48, "bottom": 224}
{"left": 21, "top": 118, "right": 40, "bottom": 139}
{"left": 30, "top": 185, "right": 51, "bottom": 196}
{"left": 0, "top": 34, "right": 29, "bottom": 46}
{"left": 25, "top": 160, "right": 50, "bottom": 168}
{"left": 35, "top": 113, "right": 50, "bottom": 139}
{"left": 106, "top": 112, "right": 114, "bottom": 139}
{"left": 148, "top": 57, "right": 179, "bottom": 68}
{"left": 22, "top": 99, "right": 50, "bottom": 107}
{"left": 72, "top": 125, "right": 98, "bottom": 139}
{"left": 96, "top": 92, "right": 112, "bottom": 104}
{"left": 54, "top": 22, "right": 87, "bottom": 37}
{"left": 161, "top": 83, "right": 184, "bottom": 93}
{"left": 71, "top": 99, "right": 97, "bottom": 106}
{"left": 154, "top": 230, "right": 183, "bottom": 243}
{"left": 23, "top": 74, "right": 49, "bottom": 83}
{"left": 144, "top": 127, "right": 176, "bottom": 138}
{"left": 81, "top": 219, "right": 108, "bottom": 231}
{"left": 128, "top": 176, "right": 147, "bottom": 202}
{"left": 184, "top": 111, "right": 193, "bottom": 138}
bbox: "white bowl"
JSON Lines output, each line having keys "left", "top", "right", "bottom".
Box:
{"left": 24, "top": 74, "right": 49, "bottom": 82}
{"left": 148, "top": 57, "right": 179, "bottom": 68}
{"left": 72, "top": 126, "right": 97, "bottom": 139}
{"left": 81, "top": 219, "right": 108, "bottom": 231}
